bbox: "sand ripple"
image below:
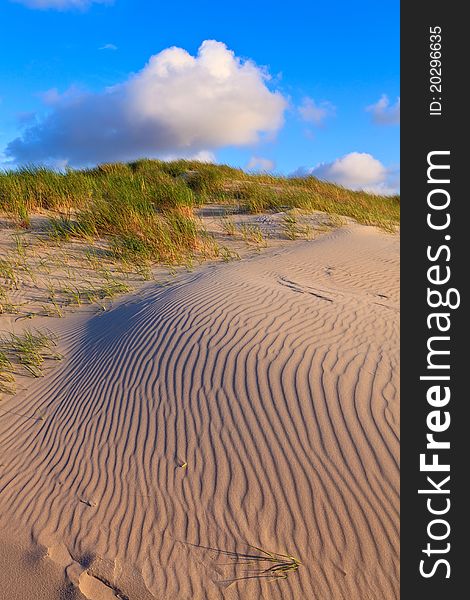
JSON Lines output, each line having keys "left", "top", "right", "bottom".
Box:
{"left": 0, "top": 226, "right": 399, "bottom": 599}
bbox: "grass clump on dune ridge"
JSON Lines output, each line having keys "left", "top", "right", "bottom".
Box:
{"left": 230, "top": 176, "right": 399, "bottom": 231}
{"left": 42, "top": 170, "right": 202, "bottom": 263}
{"left": 1, "top": 160, "right": 399, "bottom": 259}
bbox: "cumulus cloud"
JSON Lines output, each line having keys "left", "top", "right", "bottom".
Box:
{"left": 366, "top": 94, "right": 400, "bottom": 125}
{"left": 5, "top": 40, "right": 287, "bottom": 167}
{"left": 293, "top": 152, "right": 399, "bottom": 195}
{"left": 298, "top": 97, "right": 335, "bottom": 126}
{"left": 247, "top": 156, "right": 275, "bottom": 172}
{"left": 12, "top": 0, "right": 111, "bottom": 10}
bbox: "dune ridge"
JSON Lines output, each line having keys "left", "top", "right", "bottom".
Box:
{"left": 0, "top": 225, "right": 399, "bottom": 599}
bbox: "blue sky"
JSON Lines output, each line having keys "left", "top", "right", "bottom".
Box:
{"left": 0, "top": 0, "right": 399, "bottom": 192}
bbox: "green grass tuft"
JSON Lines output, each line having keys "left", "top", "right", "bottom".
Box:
{"left": 1, "top": 159, "right": 399, "bottom": 253}
{"left": 0, "top": 329, "right": 63, "bottom": 378}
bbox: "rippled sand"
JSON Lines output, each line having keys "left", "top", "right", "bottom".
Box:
{"left": 0, "top": 224, "right": 399, "bottom": 599}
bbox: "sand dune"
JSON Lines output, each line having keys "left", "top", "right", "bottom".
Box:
{"left": 0, "top": 224, "right": 399, "bottom": 599}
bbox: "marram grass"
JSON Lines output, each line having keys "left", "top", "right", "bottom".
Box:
{"left": 0, "top": 159, "right": 399, "bottom": 264}
{"left": 0, "top": 328, "right": 63, "bottom": 383}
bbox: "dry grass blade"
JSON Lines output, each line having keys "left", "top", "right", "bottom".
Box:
{"left": 0, "top": 258, "right": 20, "bottom": 290}
{"left": 191, "top": 543, "right": 302, "bottom": 585}
{"left": 238, "top": 223, "right": 267, "bottom": 246}
{"left": 0, "top": 351, "right": 15, "bottom": 395}
{"left": 244, "top": 545, "right": 302, "bottom": 580}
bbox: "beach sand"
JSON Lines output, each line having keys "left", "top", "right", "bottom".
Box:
{"left": 0, "top": 224, "right": 399, "bottom": 599}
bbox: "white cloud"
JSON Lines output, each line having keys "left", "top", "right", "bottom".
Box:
{"left": 12, "top": 0, "right": 111, "bottom": 10}
{"left": 298, "top": 97, "right": 335, "bottom": 126}
{"left": 293, "top": 152, "right": 399, "bottom": 195}
{"left": 247, "top": 156, "right": 275, "bottom": 172}
{"left": 6, "top": 40, "right": 287, "bottom": 167}
{"left": 99, "top": 43, "right": 118, "bottom": 51}
{"left": 190, "top": 150, "right": 216, "bottom": 163}
{"left": 164, "top": 150, "right": 216, "bottom": 163}
{"left": 366, "top": 94, "right": 400, "bottom": 125}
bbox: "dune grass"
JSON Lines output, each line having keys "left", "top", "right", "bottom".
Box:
{"left": 0, "top": 159, "right": 399, "bottom": 265}
{"left": 0, "top": 258, "right": 20, "bottom": 290}
{"left": 238, "top": 223, "right": 267, "bottom": 246}
{"left": 0, "top": 329, "right": 63, "bottom": 396}
{"left": 0, "top": 328, "right": 62, "bottom": 381}
{"left": 281, "top": 212, "right": 313, "bottom": 240}
{"left": 243, "top": 545, "right": 301, "bottom": 581}
{"left": 233, "top": 176, "right": 399, "bottom": 231}
{"left": 210, "top": 544, "right": 301, "bottom": 585}
{"left": 0, "top": 350, "right": 15, "bottom": 394}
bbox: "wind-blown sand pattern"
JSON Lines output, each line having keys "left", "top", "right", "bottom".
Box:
{"left": 0, "top": 225, "right": 399, "bottom": 600}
